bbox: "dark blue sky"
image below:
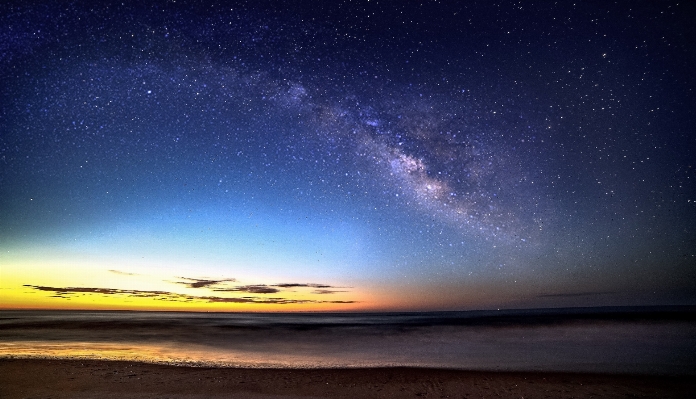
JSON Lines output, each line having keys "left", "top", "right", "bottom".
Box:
{"left": 1, "top": 0, "right": 694, "bottom": 311}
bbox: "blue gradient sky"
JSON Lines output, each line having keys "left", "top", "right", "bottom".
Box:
{"left": 1, "top": 0, "right": 695, "bottom": 311}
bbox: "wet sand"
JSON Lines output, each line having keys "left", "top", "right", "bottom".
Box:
{"left": 1, "top": 358, "right": 694, "bottom": 399}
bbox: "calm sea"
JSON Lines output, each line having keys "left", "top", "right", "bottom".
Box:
{"left": 1, "top": 307, "right": 695, "bottom": 375}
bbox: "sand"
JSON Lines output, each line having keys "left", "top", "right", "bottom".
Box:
{"left": 1, "top": 358, "right": 694, "bottom": 399}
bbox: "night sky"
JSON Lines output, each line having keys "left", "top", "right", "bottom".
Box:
{"left": 1, "top": 0, "right": 695, "bottom": 311}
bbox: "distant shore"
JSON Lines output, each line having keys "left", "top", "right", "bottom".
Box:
{"left": 2, "top": 359, "right": 694, "bottom": 399}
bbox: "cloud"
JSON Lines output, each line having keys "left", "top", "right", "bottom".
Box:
{"left": 174, "top": 277, "right": 237, "bottom": 289}
{"left": 23, "top": 285, "right": 357, "bottom": 305}
{"left": 171, "top": 279, "right": 346, "bottom": 292}
{"left": 213, "top": 282, "right": 351, "bottom": 295}
{"left": 214, "top": 285, "right": 281, "bottom": 294}
{"left": 24, "top": 285, "right": 194, "bottom": 301}
{"left": 272, "top": 283, "right": 335, "bottom": 289}
{"left": 108, "top": 269, "right": 139, "bottom": 276}
{"left": 312, "top": 289, "right": 348, "bottom": 295}
{"left": 203, "top": 296, "right": 353, "bottom": 305}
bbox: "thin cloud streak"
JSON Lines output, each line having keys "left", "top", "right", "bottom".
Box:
{"left": 174, "top": 277, "right": 237, "bottom": 289}
{"left": 214, "top": 284, "right": 350, "bottom": 295}
{"left": 108, "top": 269, "right": 140, "bottom": 276}
{"left": 214, "top": 285, "right": 281, "bottom": 294}
{"left": 312, "top": 289, "right": 348, "bottom": 295}
{"left": 273, "top": 283, "right": 335, "bottom": 289}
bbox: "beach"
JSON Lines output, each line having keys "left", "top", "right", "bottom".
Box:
{"left": 2, "top": 309, "right": 695, "bottom": 397}
{"left": 2, "top": 358, "right": 695, "bottom": 399}
{"left": 3, "top": 309, "right": 696, "bottom": 374}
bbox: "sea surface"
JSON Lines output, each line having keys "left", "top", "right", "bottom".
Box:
{"left": 1, "top": 307, "right": 695, "bottom": 375}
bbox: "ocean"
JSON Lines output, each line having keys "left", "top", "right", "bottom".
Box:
{"left": 1, "top": 307, "right": 695, "bottom": 375}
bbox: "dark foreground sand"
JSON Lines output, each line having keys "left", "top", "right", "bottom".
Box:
{"left": 1, "top": 359, "right": 694, "bottom": 399}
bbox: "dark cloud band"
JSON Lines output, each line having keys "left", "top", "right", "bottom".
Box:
{"left": 23, "top": 285, "right": 357, "bottom": 305}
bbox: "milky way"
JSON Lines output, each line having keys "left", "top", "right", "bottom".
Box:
{"left": 1, "top": 1, "right": 694, "bottom": 310}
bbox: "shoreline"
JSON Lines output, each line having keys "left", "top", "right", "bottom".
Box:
{"left": 2, "top": 358, "right": 695, "bottom": 399}
{"left": 2, "top": 354, "right": 695, "bottom": 376}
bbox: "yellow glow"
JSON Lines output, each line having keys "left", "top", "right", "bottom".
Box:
{"left": 1, "top": 250, "right": 376, "bottom": 312}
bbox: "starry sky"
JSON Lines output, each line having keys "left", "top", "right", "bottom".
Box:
{"left": 1, "top": 0, "right": 695, "bottom": 311}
